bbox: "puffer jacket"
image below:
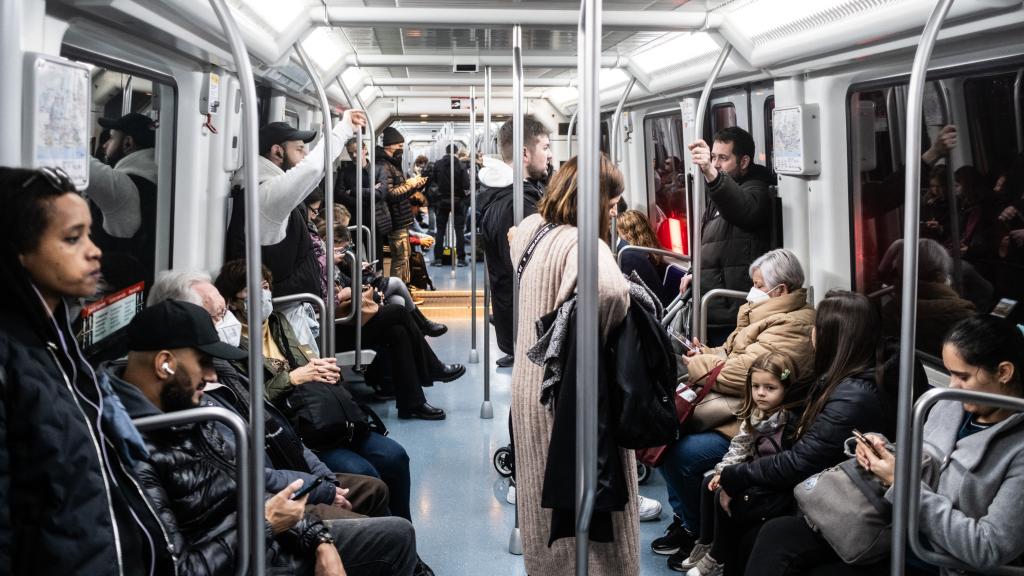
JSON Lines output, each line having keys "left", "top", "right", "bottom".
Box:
{"left": 432, "top": 153, "right": 468, "bottom": 210}
{"left": 883, "top": 281, "right": 975, "bottom": 358}
{"left": 375, "top": 148, "right": 415, "bottom": 231}
{"left": 718, "top": 370, "right": 886, "bottom": 496}
{"left": 701, "top": 164, "right": 775, "bottom": 331}
{"left": 0, "top": 258, "right": 173, "bottom": 576}
{"left": 686, "top": 289, "right": 815, "bottom": 398}
{"left": 108, "top": 365, "right": 331, "bottom": 576}
{"left": 894, "top": 399, "right": 1024, "bottom": 574}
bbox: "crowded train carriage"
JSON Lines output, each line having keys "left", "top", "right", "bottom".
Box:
{"left": 3, "top": 0, "right": 1024, "bottom": 575}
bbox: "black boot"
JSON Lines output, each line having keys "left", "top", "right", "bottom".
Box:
{"left": 412, "top": 307, "right": 448, "bottom": 337}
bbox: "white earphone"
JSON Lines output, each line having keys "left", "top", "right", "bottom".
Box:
{"left": 161, "top": 362, "right": 175, "bottom": 376}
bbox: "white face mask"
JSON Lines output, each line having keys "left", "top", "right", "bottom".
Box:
{"left": 242, "top": 288, "right": 275, "bottom": 321}
{"left": 215, "top": 312, "right": 243, "bottom": 347}
{"left": 746, "top": 284, "right": 780, "bottom": 305}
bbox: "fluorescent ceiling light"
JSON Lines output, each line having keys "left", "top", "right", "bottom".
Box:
{"left": 599, "top": 68, "right": 629, "bottom": 91}
{"left": 341, "top": 67, "right": 364, "bottom": 87}
{"left": 357, "top": 85, "right": 377, "bottom": 103}
{"left": 631, "top": 32, "right": 718, "bottom": 74}
{"left": 238, "top": 0, "right": 303, "bottom": 34}
{"left": 544, "top": 86, "right": 579, "bottom": 110}
{"left": 726, "top": 0, "right": 879, "bottom": 39}
{"left": 301, "top": 28, "right": 343, "bottom": 72}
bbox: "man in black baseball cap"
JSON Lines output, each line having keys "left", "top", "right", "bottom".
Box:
{"left": 88, "top": 112, "right": 160, "bottom": 292}
{"left": 259, "top": 121, "right": 317, "bottom": 160}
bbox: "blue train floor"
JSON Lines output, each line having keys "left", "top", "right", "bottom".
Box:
{"left": 359, "top": 261, "right": 677, "bottom": 575}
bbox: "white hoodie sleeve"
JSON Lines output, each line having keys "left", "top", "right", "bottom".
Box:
{"left": 258, "top": 113, "right": 356, "bottom": 245}
{"left": 86, "top": 156, "right": 142, "bottom": 238}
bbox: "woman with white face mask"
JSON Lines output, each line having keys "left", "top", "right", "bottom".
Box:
{"left": 654, "top": 249, "right": 817, "bottom": 569}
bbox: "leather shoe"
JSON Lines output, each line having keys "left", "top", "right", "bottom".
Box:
{"left": 432, "top": 363, "right": 466, "bottom": 383}
{"left": 431, "top": 259, "right": 445, "bottom": 267}
{"left": 397, "top": 403, "right": 446, "bottom": 420}
{"left": 496, "top": 354, "right": 514, "bottom": 368}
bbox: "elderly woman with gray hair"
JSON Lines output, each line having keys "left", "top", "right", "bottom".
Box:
{"left": 653, "top": 248, "right": 816, "bottom": 569}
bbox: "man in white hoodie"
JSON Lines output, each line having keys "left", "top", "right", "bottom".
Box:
{"left": 477, "top": 114, "right": 551, "bottom": 367}
{"left": 86, "top": 112, "right": 160, "bottom": 291}
{"left": 224, "top": 110, "right": 367, "bottom": 356}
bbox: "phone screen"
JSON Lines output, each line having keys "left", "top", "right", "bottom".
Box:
{"left": 667, "top": 328, "right": 695, "bottom": 353}
{"left": 852, "top": 430, "right": 882, "bottom": 459}
{"left": 290, "top": 477, "right": 325, "bottom": 501}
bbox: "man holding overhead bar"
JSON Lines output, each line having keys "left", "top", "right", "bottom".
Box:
{"left": 225, "top": 110, "right": 367, "bottom": 357}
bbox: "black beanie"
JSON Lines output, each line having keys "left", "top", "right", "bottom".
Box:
{"left": 382, "top": 126, "right": 405, "bottom": 146}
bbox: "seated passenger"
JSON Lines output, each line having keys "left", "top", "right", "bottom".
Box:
{"left": 0, "top": 167, "right": 170, "bottom": 575}
{"left": 719, "top": 291, "right": 890, "bottom": 575}
{"left": 615, "top": 209, "right": 679, "bottom": 306}
{"left": 87, "top": 113, "right": 159, "bottom": 291}
{"left": 109, "top": 300, "right": 418, "bottom": 575}
{"left": 655, "top": 249, "right": 815, "bottom": 565}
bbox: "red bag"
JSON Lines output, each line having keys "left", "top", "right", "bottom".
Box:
{"left": 635, "top": 362, "right": 725, "bottom": 467}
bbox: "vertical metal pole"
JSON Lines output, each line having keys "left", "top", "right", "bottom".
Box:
{"left": 356, "top": 94, "right": 377, "bottom": 264}
{"left": 935, "top": 84, "right": 963, "bottom": 294}
{"left": 511, "top": 24, "right": 524, "bottom": 346}
{"left": 1014, "top": 69, "right": 1023, "bottom": 157}
{"left": 577, "top": 0, "right": 602, "bottom": 573}
{"left": 121, "top": 75, "right": 133, "bottom": 116}
{"left": 610, "top": 76, "right": 636, "bottom": 166}
{"left": 470, "top": 85, "right": 480, "bottom": 365}
{"left": 482, "top": 67, "right": 494, "bottom": 419}
{"left": 450, "top": 121, "right": 457, "bottom": 276}
{"left": 892, "top": 1, "right": 955, "bottom": 574}
{"left": 689, "top": 45, "right": 733, "bottom": 340}
{"left": 567, "top": 109, "right": 578, "bottom": 158}
{"left": 353, "top": 127, "right": 365, "bottom": 369}
{"left": 295, "top": 44, "right": 336, "bottom": 359}
{"left": 206, "top": 1, "right": 261, "bottom": 573}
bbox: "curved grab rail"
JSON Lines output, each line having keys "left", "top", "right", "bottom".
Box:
{"left": 272, "top": 293, "right": 327, "bottom": 358}
{"left": 348, "top": 225, "right": 373, "bottom": 261}
{"left": 132, "top": 407, "right": 250, "bottom": 576}
{"left": 615, "top": 245, "right": 691, "bottom": 269}
{"left": 610, "top": 76, "right": 636, "bottom": 165}
{"left": 908, "top": 387, "right": 1024, "bottom": 575}
{"left": 336, "top": 249, "right": 363, "bottom": 325}
{"left": 698, "top": 288, "right": 747, "bottom": 343}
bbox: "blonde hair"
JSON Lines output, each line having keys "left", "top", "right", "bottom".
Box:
{"left": 616, "top": 209, "right": 661, "bottom": 265}
{"left": 537, "top": 155, "right": 623, "bottom": 243}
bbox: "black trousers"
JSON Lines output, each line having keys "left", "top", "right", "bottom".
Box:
{"left": 434, "top": 202, "right": 466, "bottom": 261}
{"left": 742, "top": 515, "right": 888, "bottom": 576}
{"left": 335, "top": 304, "right": 445, "bottom": 410}
{"left": 491, "top": 285, "right": 514, "bottom": 356}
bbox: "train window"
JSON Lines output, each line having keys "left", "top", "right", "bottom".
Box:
{"left": 849, "top": 68, "right": 1024, "bottom": 361}
{"left": 644, "top": 113, "right": 689, "bottom": 255}
{"left": 711, "top": 102, "right": 737, "bottom": 135}
{"left": 764, "top": 96, "right": 776, "bottom": 173}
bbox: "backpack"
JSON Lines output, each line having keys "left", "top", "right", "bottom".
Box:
{"left": 409, "top": 251, "right": 435, "bottom": 290}
{"left": 284, "top": 382, "right": 386, "bottom": 451}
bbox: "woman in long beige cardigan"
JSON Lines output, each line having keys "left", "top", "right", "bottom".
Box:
{"left": 509, "top": 155, "right": 640, "bottom": 576}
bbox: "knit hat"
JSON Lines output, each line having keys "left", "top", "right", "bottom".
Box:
{"left": 381, "top": 126, "right": 405, "bottom": 146}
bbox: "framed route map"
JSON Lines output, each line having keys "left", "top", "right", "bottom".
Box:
{"left": 24, "top": 53, "right": 92, "bottom": 189}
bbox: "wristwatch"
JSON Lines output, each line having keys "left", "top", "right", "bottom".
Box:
{"left": 316, "top": 530, "right": 336, "bottom": 547}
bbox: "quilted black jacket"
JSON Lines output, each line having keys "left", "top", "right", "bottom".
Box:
{"left": 719, "top": 370, "right": 886, "bottom": 495}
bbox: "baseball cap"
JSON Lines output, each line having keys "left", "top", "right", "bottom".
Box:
{"left": 259, "top": 122, "right": 317, "bottom": 155}
{"left": 126, "top": 300, "right": 248, "bottom": 360}
{"left": 98, "top": 113, "right": 157, "bottom": 149}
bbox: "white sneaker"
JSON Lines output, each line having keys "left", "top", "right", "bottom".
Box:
{"left": 685, "top": 553, "right": 723, "bottom": 576}
{"left": 638, "top": 495, "right": 662, "bottom": 521}
{"left": 680, "top": 542, "right": 710, "bottom": 571}
{"left": 506, "top": 484, "right": 517, "bottom": 505}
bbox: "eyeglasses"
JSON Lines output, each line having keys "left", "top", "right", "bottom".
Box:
{"left": 309, "top": 206, "right": 322, "bottom": 217}
{"left": 211, "top": 306, "right": 228, "bottom": 323}
{"left": 22, "top": 167, "right": 75, "bottom": 191}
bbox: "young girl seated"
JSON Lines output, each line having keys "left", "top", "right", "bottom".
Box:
{"left": 684, "top": 352, "right": 800, "bottom": 576}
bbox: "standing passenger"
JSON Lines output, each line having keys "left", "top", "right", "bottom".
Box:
{"left": 478, "top": 114, "right": 552, "bottom": 368}
{"left": 685, "top": 126, "right": 775, "bottom": 345}
{"left": 509, "top": 155, "right": 639, "bottom": 575}
{"left": 431, "top": 144, "right": 469, "bottom": 267}
{"left": 376, "top": 127, "right": 427, "bottom": 285}
{"left": 86, "top": 112, "right": 159, "bottom": 291}
{"left": 224, "top": 110, "right": 367, "bottom": 356}
{"left": 0, "top": 167, "right": 172, "bottom": 575}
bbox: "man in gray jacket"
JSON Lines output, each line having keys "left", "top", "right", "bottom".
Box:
{"left": 686, "top": 126, "right": 775, "bottom": 345}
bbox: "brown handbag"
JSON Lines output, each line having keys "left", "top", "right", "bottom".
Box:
{"left": 636, "top": 362, "right": 725, "bottom": 467}
{"left": 337, "top": 287, "right": 379, "bottom": 326}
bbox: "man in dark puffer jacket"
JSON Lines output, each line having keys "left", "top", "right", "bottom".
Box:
{"left": 110, "top": 301, "right": 417, "bottom": 576}
{"left": 686, "top": 126, "right": 775, "bottom": 345}
{"left": 376, "top": 127, "right": 427, "bottom": 284}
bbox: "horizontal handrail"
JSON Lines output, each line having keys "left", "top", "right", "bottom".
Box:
{"left": 133, "top": 407, "right": 251, "bottom": 576}
{"left": 908, "top": 387, "right": 1024, "bottom": 575}
{"left": 698, "top": 289, "right": 747, "bottom": 343}
{"left": 616, "top": 245, "right": 692, "bottom": 269}
{"left": 272, "top": 293, "right": 327, "bottom": 358}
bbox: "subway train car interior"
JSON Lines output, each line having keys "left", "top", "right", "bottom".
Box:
{"left": 3, "top": 0, "right": 1024, "bottom": 575}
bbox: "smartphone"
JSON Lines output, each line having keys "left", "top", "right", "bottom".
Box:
{"left": 852, "top": 429, "right": 883, "bottom": 459}
{"left": 364, "top": 259, "right": 380, "bottom": 268}
{"left": 991, "top": 298, "right": 1018, "bottom": 319}
{"left": 667, "top": 328, "right": 696, "bottom": 353}
{"left": 289, "top": 477, "right": 325, "bottom": 501}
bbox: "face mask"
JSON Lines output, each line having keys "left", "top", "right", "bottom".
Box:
{"left": 260, "top": 288, "right": 274, "bottom": 319}
{"left": 215, "top": 312, "right": 243, "bottom": 347}
{"left": 746, "top": 284, "right": 780, "bottom": 305}
{"left": 393, "top": 149, "right": 404, "bottom": 161}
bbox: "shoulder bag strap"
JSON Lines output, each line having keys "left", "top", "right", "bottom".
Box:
{"left": 515, "top": 222, "right": 558, "bottom": 293}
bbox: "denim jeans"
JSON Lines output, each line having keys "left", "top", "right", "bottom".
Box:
{"left": 318, "top": 431, "right": 413, "bottom": 521}
{"left": 658, "top": 431, "right": 731, "bottom": 533}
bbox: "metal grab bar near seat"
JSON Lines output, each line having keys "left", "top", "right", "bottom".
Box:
{"left": 697, "top": 289, "right": 747, "bottom": 343}
{"left": 271, "top": 293, "right": 327, "bottom": 358}
{"left": 908, "top": 387, "right": 1024, "bottom": 575}
{"left": 615, "top": 245, "right": 691, "bottom": 269}
{"left": 132, "top": 407, "right": 251, "bottom": 576}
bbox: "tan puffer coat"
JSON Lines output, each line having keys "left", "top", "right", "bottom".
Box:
{"left": 686, "top": 288, "right": 815, "bottom": 437}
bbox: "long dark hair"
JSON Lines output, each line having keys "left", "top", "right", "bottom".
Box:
{"left": 944, "top": 315, "right": 1024, "bottom": 396}
{"left": 797, "top": 290, "right": 880, "bottom": 436}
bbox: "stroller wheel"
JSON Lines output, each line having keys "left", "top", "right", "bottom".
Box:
{"left": 637, "top": 462, "right": 651, "bottom": 485}
{"left": 493, "top": 445, "right": 514, "bottom": 477}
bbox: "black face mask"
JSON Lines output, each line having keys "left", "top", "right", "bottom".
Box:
{"left": 392, "top": 149, "right": 404, "bottom": 161}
